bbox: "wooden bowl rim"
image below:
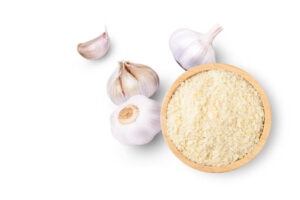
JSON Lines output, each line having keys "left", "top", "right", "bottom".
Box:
{"left": 161, "top": 63, "right": 272, "bottom": 173}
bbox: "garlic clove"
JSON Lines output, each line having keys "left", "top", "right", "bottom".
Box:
{"left": 119, "top": 62, "right": 141, "bottom": 100}
{"left": 77, "top": 30, "right": 110, "bottom": 60}
{"left": 169, "top": 24, "right": 223, "bottom": 70}
{"left": 123, "top": 61, "right": 159, "bottom": 97}
{"left": 107, "top": 61, "right": 159, "bottom": 105}
{"left": 106, "top": 67, "right": 126, "bottom": 104}
{"left": 110, "top": 95, "right": 161, "bottom": 145}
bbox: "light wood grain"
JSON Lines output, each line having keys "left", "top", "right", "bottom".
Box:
{"left": 161, "top": 63, "right": 272, "bottom": 173}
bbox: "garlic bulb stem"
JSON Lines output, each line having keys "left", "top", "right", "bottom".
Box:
{"left": 207, "top": 24, "right": 223, "bottom": 43}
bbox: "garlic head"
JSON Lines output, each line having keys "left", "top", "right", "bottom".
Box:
{"left": 107, "top": 61, "right": 159, "bottom": 105}
{"left": 169, "top": 24, "right": 223, "bottom": 70}
{"left": 110, "top": 95, "right": 161, "bottom": 145}
{"left": 77, "top": 30, "right": 110, "bottom": 60}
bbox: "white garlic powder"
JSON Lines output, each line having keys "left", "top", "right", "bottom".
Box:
{"left": 166, "top": 70, "right": 265, "bottom": 167}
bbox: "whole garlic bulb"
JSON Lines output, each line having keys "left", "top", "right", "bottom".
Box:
{"left": 110, "top": 95, "right": 161, "bottom": 145}
{"left": 107, "top": 61, "right": 159, "bottom": 105}
{"left": 169, "top": 24, "right": 223, "bottom": 70}
{"left": 77, "top": 30, "right": 110, "bottom": 60}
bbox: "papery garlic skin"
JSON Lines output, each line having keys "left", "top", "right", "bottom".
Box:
{"left": 169, "top": 24, "right": 223, "bottom": 70}
{"left": 107, "top": 61, "right": 159, "bottom": 105}
{"left": 77, "top": 31, "right": 110, "bottom": 60}
{"left": 110, "top": 95, "right": 161, "bottom": 145}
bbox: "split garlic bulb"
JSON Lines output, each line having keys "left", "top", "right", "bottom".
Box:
{"left": 110, "top": 95, "right": 161, "bottom": 145}
{"left": 107, "top": 61, "right": 159, "bottom": 105}
{"left": 169, "top": 24, "right": 223, "bottom": 70}
{"left": 77, "top": 30, "right": 110, "bottom": 60}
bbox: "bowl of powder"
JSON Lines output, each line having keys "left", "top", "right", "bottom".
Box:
{"left": 161, "top": 63, "right": 271, "bottom": 172}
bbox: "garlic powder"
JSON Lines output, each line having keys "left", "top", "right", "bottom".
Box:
{"left": 166, "top": 70, "right": 265, "bottom": 167}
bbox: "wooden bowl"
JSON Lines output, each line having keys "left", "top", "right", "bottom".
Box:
{"left": 161, "top": 63, "right": 271, "bottom": 173}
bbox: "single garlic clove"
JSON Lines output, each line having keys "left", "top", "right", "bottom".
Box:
{"left": 77, "top": 30, "right": 110, "bottom": 60}
{"left": 169, "top": 24, "right": 223, "bottom": 70}
{"left": 110, "top": 95, "right": 161, "bottom": 145}
{"left": 123, "top": 61, "right": 159, "bottom": 97}
{"left": 107, "top": 61, "right": 159, "bottom": 105}
{"left": 119, "top": 62, "right": 141, "bottom": 99}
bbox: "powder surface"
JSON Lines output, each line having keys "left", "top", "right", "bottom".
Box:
{"left": 166, "top": 70, "right": 264, "bottom": 167}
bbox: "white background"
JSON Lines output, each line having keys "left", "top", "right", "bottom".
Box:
{"left": 0, "top": 0, "right": 299, "bottom": 199}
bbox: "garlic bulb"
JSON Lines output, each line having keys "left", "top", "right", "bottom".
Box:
{"left": 110, "top": 95, "right": 161, "bottom": 145}
{"left": 77, "top": 30, "right": 110, "bottom": 60}
{"left": 107, "top": 61, "right": 159, "bottom": 105}
{"left": 169, "top": 24, "right": 223, "bottom": 70}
